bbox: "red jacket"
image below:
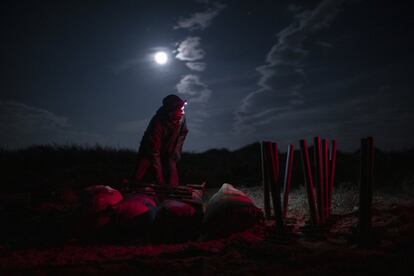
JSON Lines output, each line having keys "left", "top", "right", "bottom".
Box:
{"left": 138, "top": 107, "right": 188, "bottom": 184}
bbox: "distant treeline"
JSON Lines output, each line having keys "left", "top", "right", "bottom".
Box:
{"left": 1, "top": 143, "right": 414, "bottom": 194}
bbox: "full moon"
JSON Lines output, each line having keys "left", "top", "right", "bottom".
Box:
{"left": 154, "top": 51, "right": 168, "bottom": 65}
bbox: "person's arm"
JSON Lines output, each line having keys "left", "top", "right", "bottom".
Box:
{"left": 174, "top": 117, "right": 189, "bottom": 160}
{"left": 147, "top": 121, "right": 165, "bottom": 185}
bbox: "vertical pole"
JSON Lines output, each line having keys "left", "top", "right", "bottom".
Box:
{"left": 367, "top": 137, "right": 374, "bottom": 220}
{"left": 261, "top": 141, "right": 271, "bottom": 219}
{"left": 274, "top": 142, "right": 280, "bottom": 180}
{"left": 328, "top": 140, "right": 337, "bottom": 217}
{"left": 322, "top": 139, "right": 330, "bottom": 220}
{"left": 268, "top": 142, "right": 284, "bottom": 230}
{"left": 314, "top": 136, "right": 325, "bottom": 224}
{"left": 359, "top": 138, "right": 368, "bottom": 242}
{"left": 359, "top": 137, "right": 374, "bottom": 244}
{"left": 283, "top": 144, "right": 295, "bottom": 219}
{"left": 300, "top": 139, "right": 318, "bottom": 226}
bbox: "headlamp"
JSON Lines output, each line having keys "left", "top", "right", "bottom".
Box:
{"left": 181, "top": 101, "right": 187, "bottom": 114}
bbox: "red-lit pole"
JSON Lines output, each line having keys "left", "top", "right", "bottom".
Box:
{"left": 328, "top": 140, "right": 337, "bottom": 217}
{"left": 283, "top": 144, "right": 295, "bottom": 219}
{"left": 268, "top": 142, "right": 284, "bottom": 230}
{"left": 314, "top": 136, "right": 325, "bottom": 224}
{"left": 322, "top": 139, "right": 329, "bottom": 219}
{"left": 273, "top": 142, "right": 280, "bottom": 180}
{"left": 300, "top": 139, "right": 318, "bottom": 226}
{"left": 367, "top": 137, "right": 374, "bottom": 215}
{"left": 261, "top": 141, "right": 271, "bottom": 219}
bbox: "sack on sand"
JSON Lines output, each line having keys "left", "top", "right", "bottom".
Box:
{"left": 153, "top": 199, "right": 202, "bottom": 243}
{"left": 203, "top": 183, "right": 263, "bottom": 238}
{"left": 81, "top": 185, "right": 123, "bottom": 214}
{"left": 71, "top": 185, "right": 123, "bottom": 240}
{"left": 110, "top": 194, "right": 158, "bottom": 240}
{"left": 113, "top": 194, "right": 157, "bottom": 221}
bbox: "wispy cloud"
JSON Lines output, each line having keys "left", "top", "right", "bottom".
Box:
{"left": 234, "top": 0, "right": 346, "bottom": 134}
{"left": 0, "top": 101, "right": 70, "bottom": 131}
{"left": 175, "top": 37, "right": 206, "bottom": 61}
{"left": 176, "top": 74, "right": 211, "bottom": 103}
{"left": 174, "top": 2, "right": 225, "bottom": 138}
{"left": 186, "top": 62, "right": 207, "bottom": 71}
{"left": 185, "top": 109, "right": 211, "bottom": 135}
{"left": 0, "top": 101, "right": 105, "bottom": 148}
{"left": 174, "top": 3, "right": 226, "bottom": 31}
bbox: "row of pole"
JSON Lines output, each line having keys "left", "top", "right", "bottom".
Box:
{"left": 261, "top": 137, "right": 337, "bottom": 229}
{"left": 262, "top": 136, "right": 374, "bottom": 247}
{"left": 299, "top": 137, "right": 337, "bottom": 226}
{"left": 261, "top": 141, "right": 295, "bottom": 230}
{"left": 262, "top": 136, "right": 374, "bottom": 244}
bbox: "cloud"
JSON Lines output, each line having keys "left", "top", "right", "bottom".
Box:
{"left": 0, "top": 101, "right": 69, "bottom": 131}
{"left": 234, "top": 0, "right": 346, "bottom": 134}
{"left": 185, "top": 109, "right": 211, "bottom": 135}
{"left": 186, "top": 62, "right": 207, "bottom": 71}
{"left": 0, "top": 101, "right": 105, "bottom": 148}
{"left": 176, "top": 74, "right": 211, "bottom": 103}
{"left": 175, "top": 74, "right": 212, "bottom": 140}
{"left": 173, "top": 2, "right": 226, "bottom": 141}
{"left": 175, "top": 37, "right": 206, "bottom": 61}
{"left": 174, "top": 3, "right": 226, "bottom": 31}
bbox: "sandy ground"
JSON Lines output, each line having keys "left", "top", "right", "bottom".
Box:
{"left": 1, "top": 186, "right": 414, "bottom": 275}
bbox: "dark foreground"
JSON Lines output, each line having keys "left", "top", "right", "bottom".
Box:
{"left": 1, "top": 200, "right": 413, "bottom": 275}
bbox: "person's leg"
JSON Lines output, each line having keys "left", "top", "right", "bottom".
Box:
{"left": 134, "top": 155, "right": 151, "bottom": 183}
{"left": 167, "top": 158, "right": 179, "bottom": 187}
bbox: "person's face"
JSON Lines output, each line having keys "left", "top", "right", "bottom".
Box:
{"left": 169, "top": 105, "right": 185, "bottom": 122}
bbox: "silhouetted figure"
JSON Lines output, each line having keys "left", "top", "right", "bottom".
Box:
{"left": 134, "top": 94, "right": 188, "bottom": 186}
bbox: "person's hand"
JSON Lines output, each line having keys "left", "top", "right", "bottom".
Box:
{"left": 173, "top": 151, "right": 181, "bottom": 161}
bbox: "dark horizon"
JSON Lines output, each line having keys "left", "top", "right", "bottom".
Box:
{"left": 2, "top": 139, "right": 414, "bottom": 155}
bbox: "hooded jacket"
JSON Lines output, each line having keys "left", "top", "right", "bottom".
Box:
{"left": 137, "top": 106, "right": 188, "bottom": 184}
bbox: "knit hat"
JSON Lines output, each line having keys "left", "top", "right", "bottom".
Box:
{"left": 162, "top": 94, "right": 186, "bottom": 110}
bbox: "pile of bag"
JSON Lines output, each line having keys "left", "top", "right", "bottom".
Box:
{"left": 203, "top": 183, "right": 264, "bottom": 239}
{"left": 33, "top": 183, "right": 263, "bottom": 243}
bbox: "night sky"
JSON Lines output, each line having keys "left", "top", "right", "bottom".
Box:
{"left": 1, "top": 0, "right": 413, "bottom": 152}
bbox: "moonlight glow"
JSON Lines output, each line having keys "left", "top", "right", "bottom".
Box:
{"left": 154, "top": 51, "right": 168, "bottom": 65}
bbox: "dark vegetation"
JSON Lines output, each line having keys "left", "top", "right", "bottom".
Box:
{"left": 1, "top": 143, "right": 414, "bottom": 196}
{"left": 1, "top": 144, "right": 414, "bottom": 274}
